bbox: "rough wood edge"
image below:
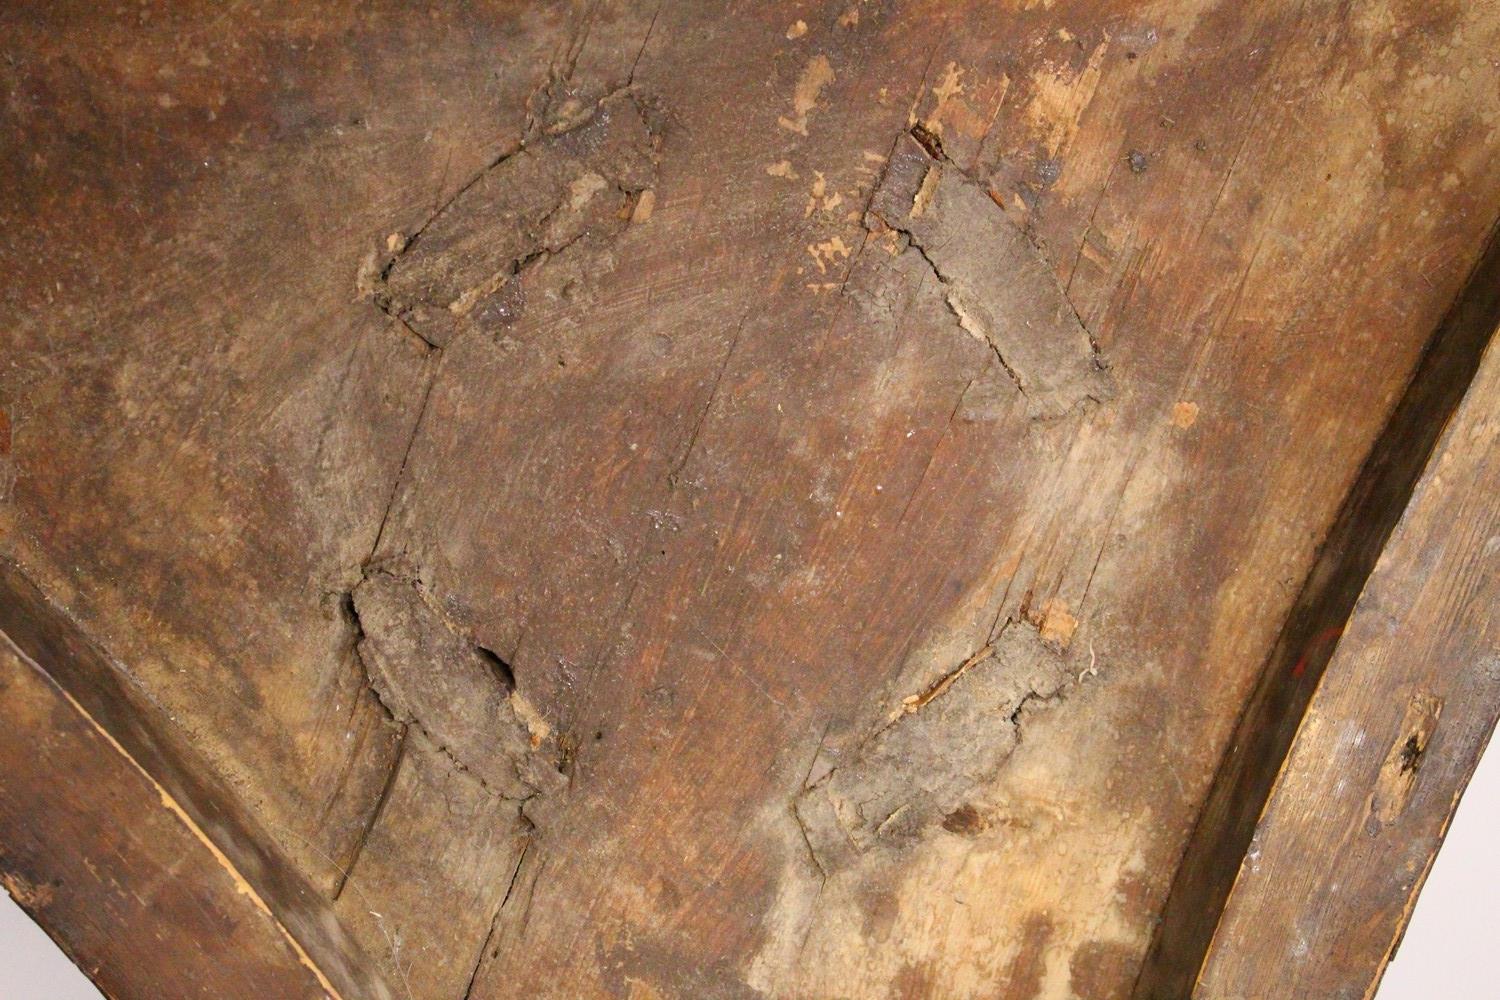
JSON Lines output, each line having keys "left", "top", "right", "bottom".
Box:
{"left": 0, "top": 562, "right": 394, "bottom": 1000}
{"left": 1194, "top": 321, "right": 1500, "bottom": 995}
{"left": 1134, "top": 220, "right": 1500, "bottom": 998}
{"left": 0, "top": 630, "right": 336, "bottom": 999}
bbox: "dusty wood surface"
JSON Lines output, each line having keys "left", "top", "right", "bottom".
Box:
{"left": 0, "top": 631, "right": 334, "bottom": 1000}
{"left": 1136, "top": 215, "right": 1500, "bottom": 999}
{"left": 2, "top": 2, "right": 1499, "bottom": 999}
{"left": 1190, "top": 327, "right": 1500, "bottom": 997}
{"left": 0, "top": 561, "right": 397, "bottom": 998}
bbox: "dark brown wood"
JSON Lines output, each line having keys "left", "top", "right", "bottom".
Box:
{"left": 1190, "top": 326, "right": 1500, "bottom": 997}
{"left": 0, "top": 632, "right": 334, "bottom": 999}
{"left": 0, "top": 561, "right": 393, "bottom": 999}
{"left": 2, "top": 2, "right": 1500, "bottom": 999}
{"left": 1136, "top": 224, "right": 1500, "bottom": 999}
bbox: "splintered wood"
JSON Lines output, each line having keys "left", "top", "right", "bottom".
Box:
{"left": 2, "top": 2, "right": 1498, "bottom": 999}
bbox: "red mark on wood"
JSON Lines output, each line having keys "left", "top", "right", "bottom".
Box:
{"left": 1291, "top": 626, "right": 1345, "bottom": 679}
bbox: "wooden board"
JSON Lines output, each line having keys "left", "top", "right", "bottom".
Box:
{"left": 0, "top": 630, "right": 335, "bottom": 1000}
{"left": 1191, "top": 326, "right": 1500, "bottom": 997}
{"left": 1137, "top": 206, "right": 1500, "bottom": 999}
{"left": 2, "top": 2, "right": 1499, "bottom": 998}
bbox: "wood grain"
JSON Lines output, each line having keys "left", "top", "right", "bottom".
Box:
{"left": 1191, "top": 326, "right": 1500, "bottom": 997}
{"left": 1137, "top": 221, "right": 1500, "bottom": 1000}
{"left": 0, "top": 632, "right": 334, "bottom": 1000}
{"left": 1, "top": 2, "right": 1498, "bottom": 998}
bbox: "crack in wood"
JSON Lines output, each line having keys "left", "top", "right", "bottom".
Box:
{"left": 347, "top": 565, "right": 566, "bottom": 805}
{"left": 792, "top": 620, "right": 1085, "bottom": 874}
{"left": 366, "top": 88, "right": 661, "bottom": 350}
{"left": 863, "top": 130, "right": 1113, "bottom": 420}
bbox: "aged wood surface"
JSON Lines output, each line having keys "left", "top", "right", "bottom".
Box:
{"left": 0, "top": 561, "right": 394, "bottom": 998}
{"left": 2, "top": 2, "right": 1499, "bottom": 999}
{"left": 0, "top": 631, "right": 334, "bottom": 1000}
{"left": 1136, "top": 218, "right": 1500, "bottom": 998}
{"left": 1190, "top": 326, "right": 1500, "bottom": 998}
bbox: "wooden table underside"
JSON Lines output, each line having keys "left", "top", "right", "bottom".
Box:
{"left": 2, "top": 2, "right": 1498, "bottom": 998}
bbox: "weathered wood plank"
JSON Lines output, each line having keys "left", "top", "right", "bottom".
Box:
{"left": 1190, "top": 326, "right": 1500, "bottom": 997}
{"left": 0, "top": 0, "right": 567, "bottom": 902}
{"left": 0, "top": 563, "right": 397, "bottom": 1000}
{"left": 0, "top": 632, "right": 334, "bottom": 1000}
{"left": 1, "top": 2, "right": 1498, "bottom": 998}
{"left": 1136, "top": 223, "right": 1500, "bottom": 998}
